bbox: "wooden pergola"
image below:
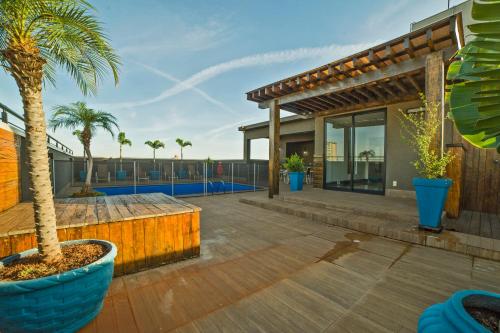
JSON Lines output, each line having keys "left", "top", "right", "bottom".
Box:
{"left": 246, "top": 15, "right": 464, "bottom": 198}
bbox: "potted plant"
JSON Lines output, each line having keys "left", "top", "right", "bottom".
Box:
{"left": 117, "top": 132, "right": 132, "bottom": 180}
{"left": 145, "top": 140, "right": 165, "bottom": 180}
{"left": 50, "top": 102, "right": 119, "bottom": 195}
{"left": 0, "top": 1, "right": 120, "bottom": 331}
{"left": 284, "top": 153, "right": 305, "bottom": 192}
{"left": 399, "top": 96, "right": 454, "bottom": 231}
{"left": 418, "top": 290, "right": 500, "bottom": 333}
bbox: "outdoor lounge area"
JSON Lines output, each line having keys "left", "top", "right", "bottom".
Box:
{"left": 1, "top": 0, "right": 500, "bottom": 332}
{"left": 77, "top": 192, "right": 500, "bottom": 332}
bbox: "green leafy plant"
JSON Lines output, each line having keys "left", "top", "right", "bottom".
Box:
{"left": 399, "top": 97, "right": 454, "bottom": 179}
{"left": 284, "top": 153, "right": 305, "bottom": 172}
{"left": 118, "top": 132, "right": 132, "bottom": 169}
{"left": 144, "top": 140, "right": 165, "bottom": 166}
{"left": 358, "top": 149, "right": 375, "bottom": 162}
{"left": 175, "top": 138, "right": 192, "bottom": 160}
{"left": 447, "top": 0, "right": 500, "bottom": 152}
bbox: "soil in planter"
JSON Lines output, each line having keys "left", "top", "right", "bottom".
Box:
{"left": 465, "top": 306, "right": 500, "bottom": 332}
{"left": 0, "top": 243, "right": 107, "bottom": 281}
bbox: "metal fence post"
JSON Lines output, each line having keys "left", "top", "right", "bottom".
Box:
{"left": 52, "top": 159, "right": 56, "bottom": 195}
{"left": 253, "top": 163, "right": 256, "bottom": 191}
{"left": 231, "top": 163, "right": 234, "bottom": 193}
{"left": 171, "top": 161, "right": 174, "bottom": 196}
{"left": 133, "top": 161, "right": 137, "bottom": 194}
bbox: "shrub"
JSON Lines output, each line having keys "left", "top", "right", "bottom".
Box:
{"left": 399, "top": 95, "right": 454, "bottom": 179}
{"left": 284, "top": 153, "right": 305, "bottom": 172}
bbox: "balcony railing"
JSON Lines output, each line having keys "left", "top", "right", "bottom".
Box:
{"left": 0, "top": 102, "right": 73, "bottom": 155}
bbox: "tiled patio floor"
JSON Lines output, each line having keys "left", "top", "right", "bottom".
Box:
{"left": 80, "top": 192, "right": 500, "bottom": 332}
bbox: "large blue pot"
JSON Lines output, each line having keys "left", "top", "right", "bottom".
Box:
{"left": 79, "top": 170, "right": 87, "bottom": 182}
{"left": 116, "top": 170, "right": 127, "bottom": 181}
{"left": 289, "top": 171, "right": 304, "bottom": 192}
{"left": 149, "top": 170, "right": 160, "bottom": 181}
{"left": 418, "top": 290, "right": 500, "bottom": 333}
{"left": 0, "top": 239, "right": 117, "bottom": 333}
{"left": 413, "top": 177, "right": 452, "bottom": 230}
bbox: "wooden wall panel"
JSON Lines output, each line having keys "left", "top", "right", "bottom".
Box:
{"left": 0, "top": 212, "right": 200, "bottom": 276}
{"left": 0, "top": 127, "right": 20, "bottom": 212}
{"left": 452, "top": 131, "right": 500, "bottom": 214}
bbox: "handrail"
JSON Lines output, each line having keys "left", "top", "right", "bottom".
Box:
{"left": 0, "top": 102, "right": 73, "bottom": 155}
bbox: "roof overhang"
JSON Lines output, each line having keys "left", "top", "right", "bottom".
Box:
{"left": 246, "top": 15, "right": 463, "bottom": 116}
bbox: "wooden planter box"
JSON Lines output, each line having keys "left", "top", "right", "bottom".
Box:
{"left": 0, "top": 193, "right": 201, "bottom": 276}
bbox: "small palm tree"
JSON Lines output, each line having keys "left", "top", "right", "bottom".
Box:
{"left": 358, "top": 149, "right": 375, "bottom": 162}
{"left": 145, "top": 140, "right": 165, "bottom": 167}
{"left": 0, "top": 0, "right": 119, "bottom": 262}
{"left": 176, "top": 138, "right": 192, "bottom": 160}
{"left": 50, "top": 102, "right": 118, "bottom": 193}
{"left": 118, "top": 132, "right": 132, "bottom": 170}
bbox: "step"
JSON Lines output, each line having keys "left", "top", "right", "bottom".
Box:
{"left": 276, "top": 195, "right": 419, "bottom": 225}
{"left": 239, "top": 197, "right": 500, "bottom": 261}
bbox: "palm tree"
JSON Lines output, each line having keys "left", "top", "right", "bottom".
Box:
{"left": 145, "top": 140, "right": 165, "bottom": 168}
{"left": 176, "top": 138, "right": 192, "bottom": 160}
{"left": 0, "top": 0, "right": 119, "bottom": 262}
{"left": 50, "top": 102, "right": 118, "bottom": 193}
{"left": 358, "top": 149, "right": 375, "bottom": 182}
{"left": 118, "top": 132, "right": 132, "bottom": 170}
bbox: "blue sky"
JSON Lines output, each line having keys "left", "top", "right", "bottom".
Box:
{"left": 0, "top": 0, "right": 464, "bottom": 159}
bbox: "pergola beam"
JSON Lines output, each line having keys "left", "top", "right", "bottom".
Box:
{"left": 257, "top": 47, "right": 455, "bottom": 109}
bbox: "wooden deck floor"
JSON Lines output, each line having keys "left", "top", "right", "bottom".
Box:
{"left": 80, "top": 193, "right": 500, "bottom": 333}
{"left": 443, "top": 210, "right": 500, "bottom": 240}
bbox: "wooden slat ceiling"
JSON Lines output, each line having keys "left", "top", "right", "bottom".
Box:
{"left": 246, "top": 15, "right": 461, "bottom": 115}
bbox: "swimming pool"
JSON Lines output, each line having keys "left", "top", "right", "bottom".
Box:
{"left": 96, "top": 182, "right": 256, "bottom": 196}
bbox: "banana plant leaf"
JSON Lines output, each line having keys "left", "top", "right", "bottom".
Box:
{"left": 447, "top": 0, "right": 500, "bottom": 152}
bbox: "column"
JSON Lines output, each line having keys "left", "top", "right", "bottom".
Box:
{"left": 313, "top": 116, "right": 324, "bottom": 188}
{"left": 425, "top": 50, "right": 445, "bottom": 156}
{"left": 268, "top": 100, "right": 280, "bottom": 198}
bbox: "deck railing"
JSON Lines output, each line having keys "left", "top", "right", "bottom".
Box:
{"left": 52, "top": 159, "right": 269, "bottom": 197}
{"left": 0, "top": 102, "right": 73, "bottom": 155}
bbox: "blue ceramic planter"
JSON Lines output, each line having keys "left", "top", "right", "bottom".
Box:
{"left": 116, "top": 170, "right": 127, "bottom": 181}
{"left": 79, "top": 170, "right": 87, "bottom": 182}
{"left": 289, "top": 172, "right": 304, "bottom": 192}
{"left": 0, "top": 239, "right": 117, "bottom": 333}
{"left": 149, "top": 170, "right": 160, "bottom": 181}
{"left": 413, "top": 177, "right": 452, "bottom": 230}
{"left": 418, "top": 290, "right": 500, "bottom": 333}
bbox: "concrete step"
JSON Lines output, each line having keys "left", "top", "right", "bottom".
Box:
{"left": 276, "top": 195, "right": 419, "bottom": 225}
{"left": 238, "top": 196, "right": 500, "bottom": 261}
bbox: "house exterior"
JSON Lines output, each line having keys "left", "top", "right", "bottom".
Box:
{"left": 244, "top": 1, "right": 500, "bottom": 215}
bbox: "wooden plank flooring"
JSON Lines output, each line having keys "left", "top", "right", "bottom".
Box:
{"left": 443, "top": 209, "right": 500, "bottom": 240}
{"left": 79, "top": 194, "right": 500, "bottom": 333}
{"left": 0, "top": 193, "right": 200, "bottom": 236}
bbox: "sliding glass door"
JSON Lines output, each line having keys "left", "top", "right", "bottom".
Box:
{"left": 324, "top": 109, "right": 386, "bottom": 194}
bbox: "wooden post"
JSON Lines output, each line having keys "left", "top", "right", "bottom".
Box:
{"left": 425, "top": 51, "right": 445, "bottom": 155}
{"left": 268, "top": 100, "right": 280, "bottom": 198}
{"left": 445, "top": 144, "right": 466, "bottom": 218}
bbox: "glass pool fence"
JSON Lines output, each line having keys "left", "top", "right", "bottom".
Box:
{"left": 51, "top": 159, "right": 268, "bottom": 198}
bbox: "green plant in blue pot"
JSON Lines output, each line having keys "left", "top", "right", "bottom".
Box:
{"left": 400, "top": 96, "right": 454, "bottom": 232}
{"left": 284, "top": 153, "right": 305, "bottom": 192}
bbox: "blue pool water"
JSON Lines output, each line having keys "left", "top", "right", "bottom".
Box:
{"left": 96, "top": 182, "right": 255, "bottom": 196}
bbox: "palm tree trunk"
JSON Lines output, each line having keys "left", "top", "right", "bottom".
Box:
{"left": 181, "top": 147, "right": 183, "bottom": 160}
{"left": 6, "top": 48, "right": 62, "bottom": 262}
{"left": 153, "top": 149, "right": 156, "bottom": 170}
{"left": 119, "top": 144, "right": 122, "bottom": 171}
{"left": 84, "top": 145, "right": 93, "bottom": 192}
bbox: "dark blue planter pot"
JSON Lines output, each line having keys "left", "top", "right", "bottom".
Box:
{"left": 79, "top": 170, "right": 87, "bottom": 182}
{"left": 418, "top": 290, "right": 500, "bottom": 333}
{"left": 116, "top": 170, "right": 127, "bottom": 181}
{"left": 149, "top": 170, "right": 160, "bottom": 181}
{"left": 0, "top": 239, "right": 117, "bottom": 333}
{"left": 289, "top": 172, "right": 304, "bottom": 192}
{"left": 413, "top": 177, "right": 452, "bottom": 230}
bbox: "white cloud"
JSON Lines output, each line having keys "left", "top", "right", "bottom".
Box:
{"left": 99, "top": 40, "right": 381, "bottom": 110}
{"left": 134, "top": 62, "right": 239, "bottom": 115}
